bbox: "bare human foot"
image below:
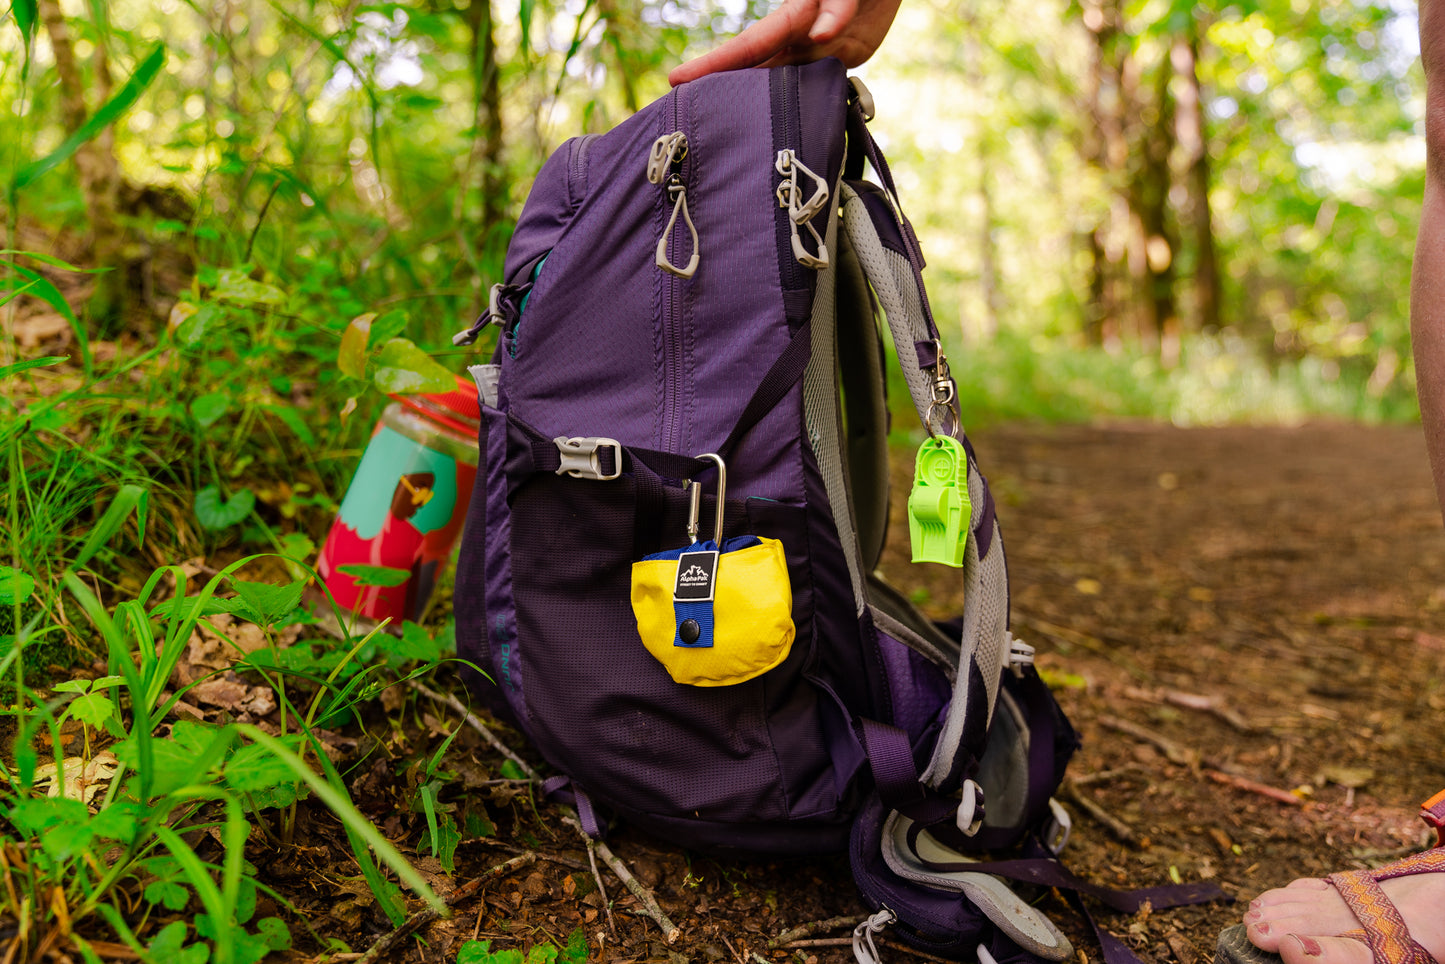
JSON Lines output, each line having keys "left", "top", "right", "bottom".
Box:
{"left": 1243, "top": 864, "right": 1445, "bottom": 964}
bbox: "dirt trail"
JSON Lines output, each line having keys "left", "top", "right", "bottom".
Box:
{"left": 271, "top": 422, "right": 1445, "bottom": 963}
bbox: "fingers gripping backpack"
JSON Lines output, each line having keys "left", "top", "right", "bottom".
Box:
{"left": 451, "top": 59, "right": 1126, "bottom": 961}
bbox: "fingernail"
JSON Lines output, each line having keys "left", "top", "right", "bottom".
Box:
{"left": 1253, "top": 923, "right": 1271, "bottom": 936}
{"left": 1288, "top": 936, "right": 1323, "bottom": 958}
{"left": 1249, "top": 899, "right": 1262, "bottom": 911}
{"left": 1244, "top": 909, "right": 1261, "bottom": 923}
{"left": 808, "top": 11, "right": 838, "bottom": 39}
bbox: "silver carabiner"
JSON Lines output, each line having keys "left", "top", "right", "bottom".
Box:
{"left": 926, "top": 339, "right": 959, "bottom": 438}
{"left": 685, "top": 453, "right": 727, "bottom": 545}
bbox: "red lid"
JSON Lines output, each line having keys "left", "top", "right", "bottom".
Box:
{"left": 391, "top": 373, "right": 481, "bottom": 435}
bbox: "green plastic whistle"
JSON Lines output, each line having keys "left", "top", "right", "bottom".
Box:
{"left": 907, "top": 435, "right": 972, "bottom": 567}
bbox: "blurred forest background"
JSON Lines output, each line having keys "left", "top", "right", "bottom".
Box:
{"left": 1, "top": 0, "right": 1428, "bottom": 431}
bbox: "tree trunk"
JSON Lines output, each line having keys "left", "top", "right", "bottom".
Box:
{"left": 465, "top": 0, "right": 506, "bottom": 244}
{"left": 1174, "top": 28, "right": 1221, "bottom": 333}
{"left": 37, "top": 0, "right": 128, "bottom": 329}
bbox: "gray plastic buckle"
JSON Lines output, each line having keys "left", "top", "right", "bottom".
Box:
{"left": 553, "top": 436, "right": 622, "bottom": 481}
{"left": 1045, "top": 797, "right": 1072, "bottom": 854}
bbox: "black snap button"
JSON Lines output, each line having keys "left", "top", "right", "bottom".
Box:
{"left": 679, "top": 619, "right": 701, "bottom": 644}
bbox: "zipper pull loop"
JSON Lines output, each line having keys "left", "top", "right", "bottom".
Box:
{"left": 775, "top": 149, "right": 830, "bottom": 270}
{"left": 649, "top": 133, "right": 700, "bottom": 278}
{"left": 657, "top": 176, "right": 700, "bottom": 278}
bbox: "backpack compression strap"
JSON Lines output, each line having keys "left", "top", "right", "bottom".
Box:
{"left": 838, "top": 177, "right": 1013, "bottom": 795}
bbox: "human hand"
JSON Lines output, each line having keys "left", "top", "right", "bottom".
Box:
{"left": 668, "top": 0, "right": 903, "bottom": 86}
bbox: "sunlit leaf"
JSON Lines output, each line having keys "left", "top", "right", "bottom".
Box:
{"left": 13, "top": 43, "right": 166, "bottom": 189}
{"left": 173, "top": 304, "right": 219, "bottom": 349}
{"left": 213, "top": 270, "right": 286, "bottom": 306}
{"left": 339, "top": 313, "right": 375, "bottom": 379}
{"left": 373, "top": 338, "right": 456, "bottom": 395}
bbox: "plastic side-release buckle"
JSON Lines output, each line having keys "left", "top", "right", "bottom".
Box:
{"left": 848, "top": 75, "right": 876, "bottom": 122}
{"left": 1420, "top": 788, "right": 1445, "bottom": 846}
{"left": 1008, "top": 633, "right": 1036, "bottom": 677}
{"left": 1045, "top": 797, "right": 1073, "bottom": 855}
{"left": 553, "top": 436, "right": 622, "bottom": 481}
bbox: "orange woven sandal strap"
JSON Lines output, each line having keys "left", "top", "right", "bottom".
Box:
{"left": 1327, "top": 868, "right": 1440, "bottom": 964}
{"left": 1421, "top": 788, "right": 1445, "bottom": 847}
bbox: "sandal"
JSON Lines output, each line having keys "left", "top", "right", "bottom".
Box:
{"left": 1215, "top": 790, "right": 1445, "bottom": 964}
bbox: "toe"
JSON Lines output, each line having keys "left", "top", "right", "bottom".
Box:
{"left": 1278, "top": 935, "right": 1372, "bottom": 964}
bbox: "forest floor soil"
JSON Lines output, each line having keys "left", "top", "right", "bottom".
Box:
{"left": 260, "top": 420, "right": 1445, "bottom": 963}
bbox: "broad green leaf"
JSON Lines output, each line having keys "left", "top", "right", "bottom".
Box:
{"left": 213, "top": 270, "right": 285, "bottom": 306}
{"left": 52, "top": 678, "right": 93, "bottom": 694}
{"left": 425, "top": 811, "right": 461, "bottom": 874}
{"left": 459, "top": 941, "right": 525, "bottom": 964}
{"left": 560, "top": 929, "right": 588, "bottom": 964}
{"left": 278, "top": 532, "right": 315, "bottom": 562}
{"left": 372, "top": 338, "right": 456, "bottom": 395}
{"left": 195, "top": 485, "right": 255, "bottom": 530}
{"left": 388, "top": 621, "right": 442, "bottom": 668}
{"left": 90, "top": 800, "right": 142, "bottom": 842}
{"left": 0, "top": 566, "right": 35, "bottom": 605}
{"left": 339, "top": 313, "right": 375, "bottom": 379}
{"left": 13, "top": 43, "right": 166, "bottom": 189}
{"left": 230, "top": 578, "right": 306, "bottom": 627}
{"left": 0, "top": 355, "right": 66, "bottom": 378}
{"left": 336, "top": 563, "right": 408, "bottom": 587}
{"left": 67, "top": 692, "right": 115, "bottom": 728}
{"left": 173, "top": 304, "right": 219, "bottom": 349}
{"left": 191, "top": 391, "right": 231, "bottom": 427}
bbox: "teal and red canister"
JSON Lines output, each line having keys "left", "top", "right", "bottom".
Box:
{"left": 316, "top": 375, "right": 480, "bottom": 624}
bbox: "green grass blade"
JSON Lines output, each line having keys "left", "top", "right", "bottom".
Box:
{"left": 238, "top": 724, "right": 443, "bottom": 920}
{"left": 0, "top": 355, "right": 66, "bottom": 378}
{"left": 12, "top": 42, "right": 166, "bottom": 189}
{"left": 1, "top": 262, "right": 90, "bottom": 373}
{"left": 154, "top": 825, "right": 234, "bottom": 964}
{"left": 72, "top": 484, "right": 148, "bottom": 570}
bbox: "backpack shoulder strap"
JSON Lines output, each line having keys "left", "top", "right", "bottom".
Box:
{"left": 837, "top": 176, "right": 1013, "bottom": 795}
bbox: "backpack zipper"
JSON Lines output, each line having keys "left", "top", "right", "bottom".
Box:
{"left": 649, "top": 90, "right": 693, "bottom": 454}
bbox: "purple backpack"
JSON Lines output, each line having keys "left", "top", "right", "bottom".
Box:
{"left": 451, "top": 59, "right": 1214, "bottom": 962}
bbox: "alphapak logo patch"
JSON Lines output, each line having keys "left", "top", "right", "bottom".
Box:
{"left": 673, "top": 549, "right": 719, "bottom": 602}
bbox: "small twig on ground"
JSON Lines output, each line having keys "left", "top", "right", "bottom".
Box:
{"left": 420, "top": 681, "right": 680, "bottom": 945}
{"left": 782, "top": 937, "right": 854, "bottom": 948}
{"left": 563, "top": 817, "right": 681, "bottom": 944}
{"left": 1204, "top": 768, "right": 1305, "bottom": 807}
{"left": 721, "top": 934, "right": 746, "bottom": 964}
{"left": 769, "top": 915, "right": 868, "bottom": 948}
{"left": 409, "top": 681, "right": 540, "bottom": 781}
{"left": 1069, "top": 765, "right": 1146, "bottom": 787}
{"left": 353, "top": 853, "right": 537, "bottom": 964}
{"left": 1097, "top": 715, "right": 1198, "bottom": 767}
{"left": 1122, "top": 686, "right": 1255, "bottom": 732}
{"left": 586, "top": 835, "right": 617, "bottom": 937}
{"left": 1059, "top": 782, "right": 1141, "bottom": 847}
